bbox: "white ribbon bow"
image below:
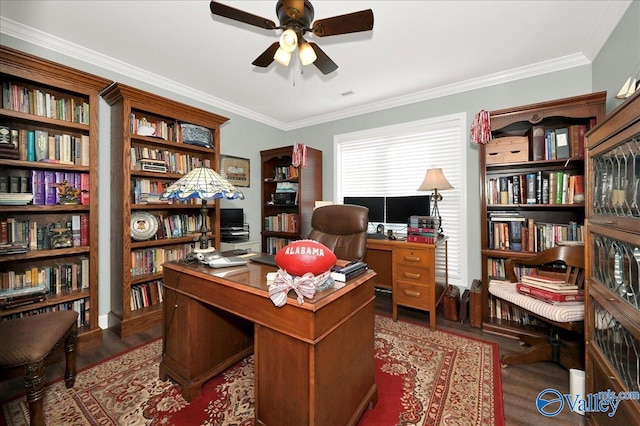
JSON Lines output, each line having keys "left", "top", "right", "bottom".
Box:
{"left": 269, "top": 269, "right": 331, "bottom": 307}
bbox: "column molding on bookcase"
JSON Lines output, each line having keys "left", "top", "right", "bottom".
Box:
{"left": 101, "top": 82, "right": 228, "bottom": 337}
{"left": 0, "top": 46, "right": 111, "bottom": 349}
{"left": 478, "top": 91, "right": 606, "bottom": 335}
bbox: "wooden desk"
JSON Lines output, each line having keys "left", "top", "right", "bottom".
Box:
{"left": 365, "top": 236, "right": 448, "bottom": 329}
{"left": 160, "top": 260, "right": 378, "bottom": 426}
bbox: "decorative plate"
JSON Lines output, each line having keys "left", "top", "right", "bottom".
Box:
{"left": 130, "top": 211, "right": 158, "bottom": 241}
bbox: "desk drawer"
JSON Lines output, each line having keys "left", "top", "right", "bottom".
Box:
{"left": 396, "top": 265, "right": 432, "bottom": 285}
{"left": 395, "top": 281, "right": 430, "bottom": 308}
{"left": 396, "top": 248, "right": 433, "bottom": 268}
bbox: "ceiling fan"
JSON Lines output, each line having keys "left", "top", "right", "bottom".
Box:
{"left": 209, "top": 0, "right": 374, "bottom": 75}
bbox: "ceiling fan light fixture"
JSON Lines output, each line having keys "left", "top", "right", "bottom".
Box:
{"left": 279, "top": 28, "right": 298, "bottom": 53}
{"left": 298, "top": 42, "right": 317, "bottom": 65}
{"left": 273, "top": 46, "right": 291, "bottom": 66}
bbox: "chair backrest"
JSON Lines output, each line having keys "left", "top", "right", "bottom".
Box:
{"left": 307, "top": 204, "right": 369, "bottom": 261}
{"left": 505, "top": 245, "right": 585, "bottom": 288}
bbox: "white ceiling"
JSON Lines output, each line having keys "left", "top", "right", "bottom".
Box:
{"left": 0, "top": 1, "right": 632, "bottom": 130}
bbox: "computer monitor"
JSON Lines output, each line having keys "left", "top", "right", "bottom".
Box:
{"left": 385, "top": 195, "right": 431, "bottom": 224}
{"left": 343, "top": 196, "right": 385, "bottom": 222}
{"left": 220, "top": 208, "right": 244, "bottom": 228}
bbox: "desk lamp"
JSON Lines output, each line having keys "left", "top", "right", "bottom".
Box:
{"left": 161, "top": 166, "right": 244, "bottom": 256}
{"left": 417, "top": 167, "right": 453, "bottom": 235}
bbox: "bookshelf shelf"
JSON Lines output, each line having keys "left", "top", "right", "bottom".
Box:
{"left": 102, "top": 82, "right": 228, "bottom": 337}
{"left": 479, "top": 92, "right": 606, "bottom": 334}
{"left": 260, "top": 146, "right": 322, "bottom": 254}
{"left": 0, "top": 46, "right": 111, "bottom": 349}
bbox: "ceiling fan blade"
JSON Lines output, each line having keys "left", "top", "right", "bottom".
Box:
{"left": 210, "top": 1, "right": 277, "bottom": 30}
{"left": 283, "top": 0, "right": 305, "bottom": 19}
{"left": 252, "top": 42, "right": 280, "bottom": 67}
{"left": 309, "top": 43, "right": 338, "bottom": 75}
{"left": 312, "top": 9, "right": 373, "bottom": 37}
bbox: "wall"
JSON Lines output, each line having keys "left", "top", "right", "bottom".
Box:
{"left": 0, "top": 1, "right": 637, "bottom": 321}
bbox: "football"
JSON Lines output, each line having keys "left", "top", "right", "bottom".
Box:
{"left": 274, "top": 239, "right": 337, "bottom": 276}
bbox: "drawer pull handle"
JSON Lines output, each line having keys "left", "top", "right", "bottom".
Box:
{"left": 404, "top": 289, "right": 421, "bottom": 297}
{"left": 403, "top": 272, "right": 421, "bottom": 279}
{"left": 404, "top": 256, "right": 422, "bottom": 262}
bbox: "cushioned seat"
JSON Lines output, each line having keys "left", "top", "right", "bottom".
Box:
{"left": 0, "top": 310, "right": 79, "bottom": 426}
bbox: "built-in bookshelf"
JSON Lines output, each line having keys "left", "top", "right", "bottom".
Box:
{"left": 479, "top": 92, "right": 606, "bottom": 334}
{"left": 0, "top": 46, "right": 111, "bottom": 348}
{"left": 101, "top": 83, "right": 228, "bottom": 337}
{"left": 584, "top": 90, "right": 640, "bottom": 424}
{"left": 260, "top": 146, "right": 322, "bottom": 254}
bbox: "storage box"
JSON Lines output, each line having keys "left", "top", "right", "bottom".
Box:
{"left": 485, "top": 136, "right": 529, "bottom": 164}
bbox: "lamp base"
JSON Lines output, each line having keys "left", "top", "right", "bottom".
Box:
{"left": 193, "top": 246, "right": 216, "bottom": 254}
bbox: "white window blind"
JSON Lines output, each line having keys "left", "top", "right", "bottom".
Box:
{"left": 334, "top": 113, "right": 467, "bottom": 287}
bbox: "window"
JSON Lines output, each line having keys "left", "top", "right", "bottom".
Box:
{"left": 334, "top": 113, "right": 466, "bottom": 287}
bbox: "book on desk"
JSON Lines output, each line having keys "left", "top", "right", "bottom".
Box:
{"left": 331, "top": 261, "right": 368, "bottom": 282}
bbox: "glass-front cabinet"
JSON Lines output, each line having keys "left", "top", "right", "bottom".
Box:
{"left": 584, "top": 90, "right": 640, "bottom": 425}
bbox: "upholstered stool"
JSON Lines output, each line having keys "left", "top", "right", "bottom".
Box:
{"left": 0, "top": 310, "right": 79, "bottom": 426}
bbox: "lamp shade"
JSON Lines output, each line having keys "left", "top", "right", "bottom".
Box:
{"left": 279, "top": 28, "right": 298, "bottom": 53}
{"left": 298, "top": 42, "right": 317, "bottom": 66}
{"left": 161, "top": 167, "right": 244, "bottom": 201}
{"left": 417, "top": 168, "right": 453, "bottom": 191}
{"left": 273, "top": 47, "right": 292, "bottom": 66}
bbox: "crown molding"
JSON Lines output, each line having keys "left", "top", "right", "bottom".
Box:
{"left": 0, "top": 16, "right": 595, "bottom": 132}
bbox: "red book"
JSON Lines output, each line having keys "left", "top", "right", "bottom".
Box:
{"left": 80, "top": 214, "right": 90, "bottom": 246}
{"left": 517, "top": 283, "right": 584, "bottom": 302}
{"left": 406, "top": 235, "right": 435, "bottom": 244}
{"left": 80, "top": 173, "right": 90, "bottom": 205}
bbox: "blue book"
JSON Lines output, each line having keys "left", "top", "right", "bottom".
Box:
{"left": 27, "top": 130, "right": 35, "bottom": 161}
{"left": 43, "top": 170, "right": 57, "bottom": 205}
{"left": 31, "top": 170, "right": 45, "bottom": 205}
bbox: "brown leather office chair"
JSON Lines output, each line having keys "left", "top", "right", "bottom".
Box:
{"left": 307, "top": 204, "right": 369, "bottom": 261}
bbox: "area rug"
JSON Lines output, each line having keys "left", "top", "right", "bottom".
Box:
{"left": 1, "top": 315, "right": 504, "bottom": 425}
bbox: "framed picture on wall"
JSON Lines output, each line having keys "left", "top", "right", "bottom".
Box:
{"left": 220, "top": 155, "right": 250, "bottom": 187}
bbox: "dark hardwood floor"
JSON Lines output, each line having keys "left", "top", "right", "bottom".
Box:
{"left": 1, "top": 290, "right": 586, "bottom": 425}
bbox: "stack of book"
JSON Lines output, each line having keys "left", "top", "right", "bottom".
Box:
{"left": 406, "top": 216, "right": 437, "bottom": 243}
{"left": 0, "top": 283, "right": 48, "bottom": 310}
{"left": 330, "top": 261, "right": 368, "bottom": 282}
{"left": 516, "top": 273, "right": 584, "bottom": 305}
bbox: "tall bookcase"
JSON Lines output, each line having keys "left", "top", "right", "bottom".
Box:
{"left": 584, "top": 90, "right": 639, "bottom": 424}
{"left": 260, "top": 146, "right": 322, "bottom": 253}
{"left": 0, "top": 46, "right": 110, "bottom": 348}
{"left": 479, "top": 92, "right": 606, "bottom": 335}
{"left": 101, "top": 83, "right": 228, "bottom": 337}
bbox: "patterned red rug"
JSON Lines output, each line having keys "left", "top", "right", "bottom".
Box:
{"left": 1, "top": 315, "right": 504, "bottom": 425}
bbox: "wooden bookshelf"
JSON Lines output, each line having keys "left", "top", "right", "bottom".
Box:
{"left": 101, "top": 83, "right": 228, "bottom": 337}
{"left": 260, "top": 146, "right": 322, "bottom": 253}
{"left": 0, "top": 46, "right": 111, "bottom": 348}
{"left": 479, "top": 92, "right": 606, "bottom": 334}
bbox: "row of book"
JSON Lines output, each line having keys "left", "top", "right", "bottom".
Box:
{"left": 26, "top": 170, "right": 89, "bottom": 206}
{"left": 488, "top": 213, "right": 582, "bottom": 252}
{"left": 2, "top": 81, "right": 91, "bottom": 124}
{"left": 130, "top": 114, "right": 213, "bottom": 147}
{"left": 487, "top": 172, "right": 584, "bottom": 206}
{"left": 264, "top": 213, "right": 299, "bottom": 233}
{"left": 530, "top": 123, "right": 591, "bottom": 161}
{"left": 516, "top": 273, "right": 584, "bottom": 305}
{"left": 270, "top": 165, "right": 299, "bottom": 181}
{"left": 130, "top": 244, "right": 192, "bottom": 277}
{"left": 266, "top": 237, "right": 295, "bottom": 255}
{"left": 0, "top": 127, "right": 91, "bottom": 166}
{"left": 130, "top": 146, "right": 210, "bottom": 174}
{"left": 130, "top": 280, "right": 164, "bottom": 311}
{"left": 1, "top": 215, "right": 89, "bottom": 251}
{"left": 1, "top": 297, "right": 90, "bottom": 328}
{"left": 330, "top": 261, "right": 368, "bottom": 282}
{"left": 0, "top": 257, "right": 90, "bottom": 296}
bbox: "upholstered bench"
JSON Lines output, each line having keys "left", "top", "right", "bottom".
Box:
{"left": 0, "top": 310, "right": 79, "bottom": 426}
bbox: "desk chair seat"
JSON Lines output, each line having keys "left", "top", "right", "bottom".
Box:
{"left": 488, "top": 246, "right": 585, "bottom": 370}
{"left": 0, "top": 310, "right": 79, "bottom": 426}
{"left": 307, "top": 204, "right": 369, "bottom": 261}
